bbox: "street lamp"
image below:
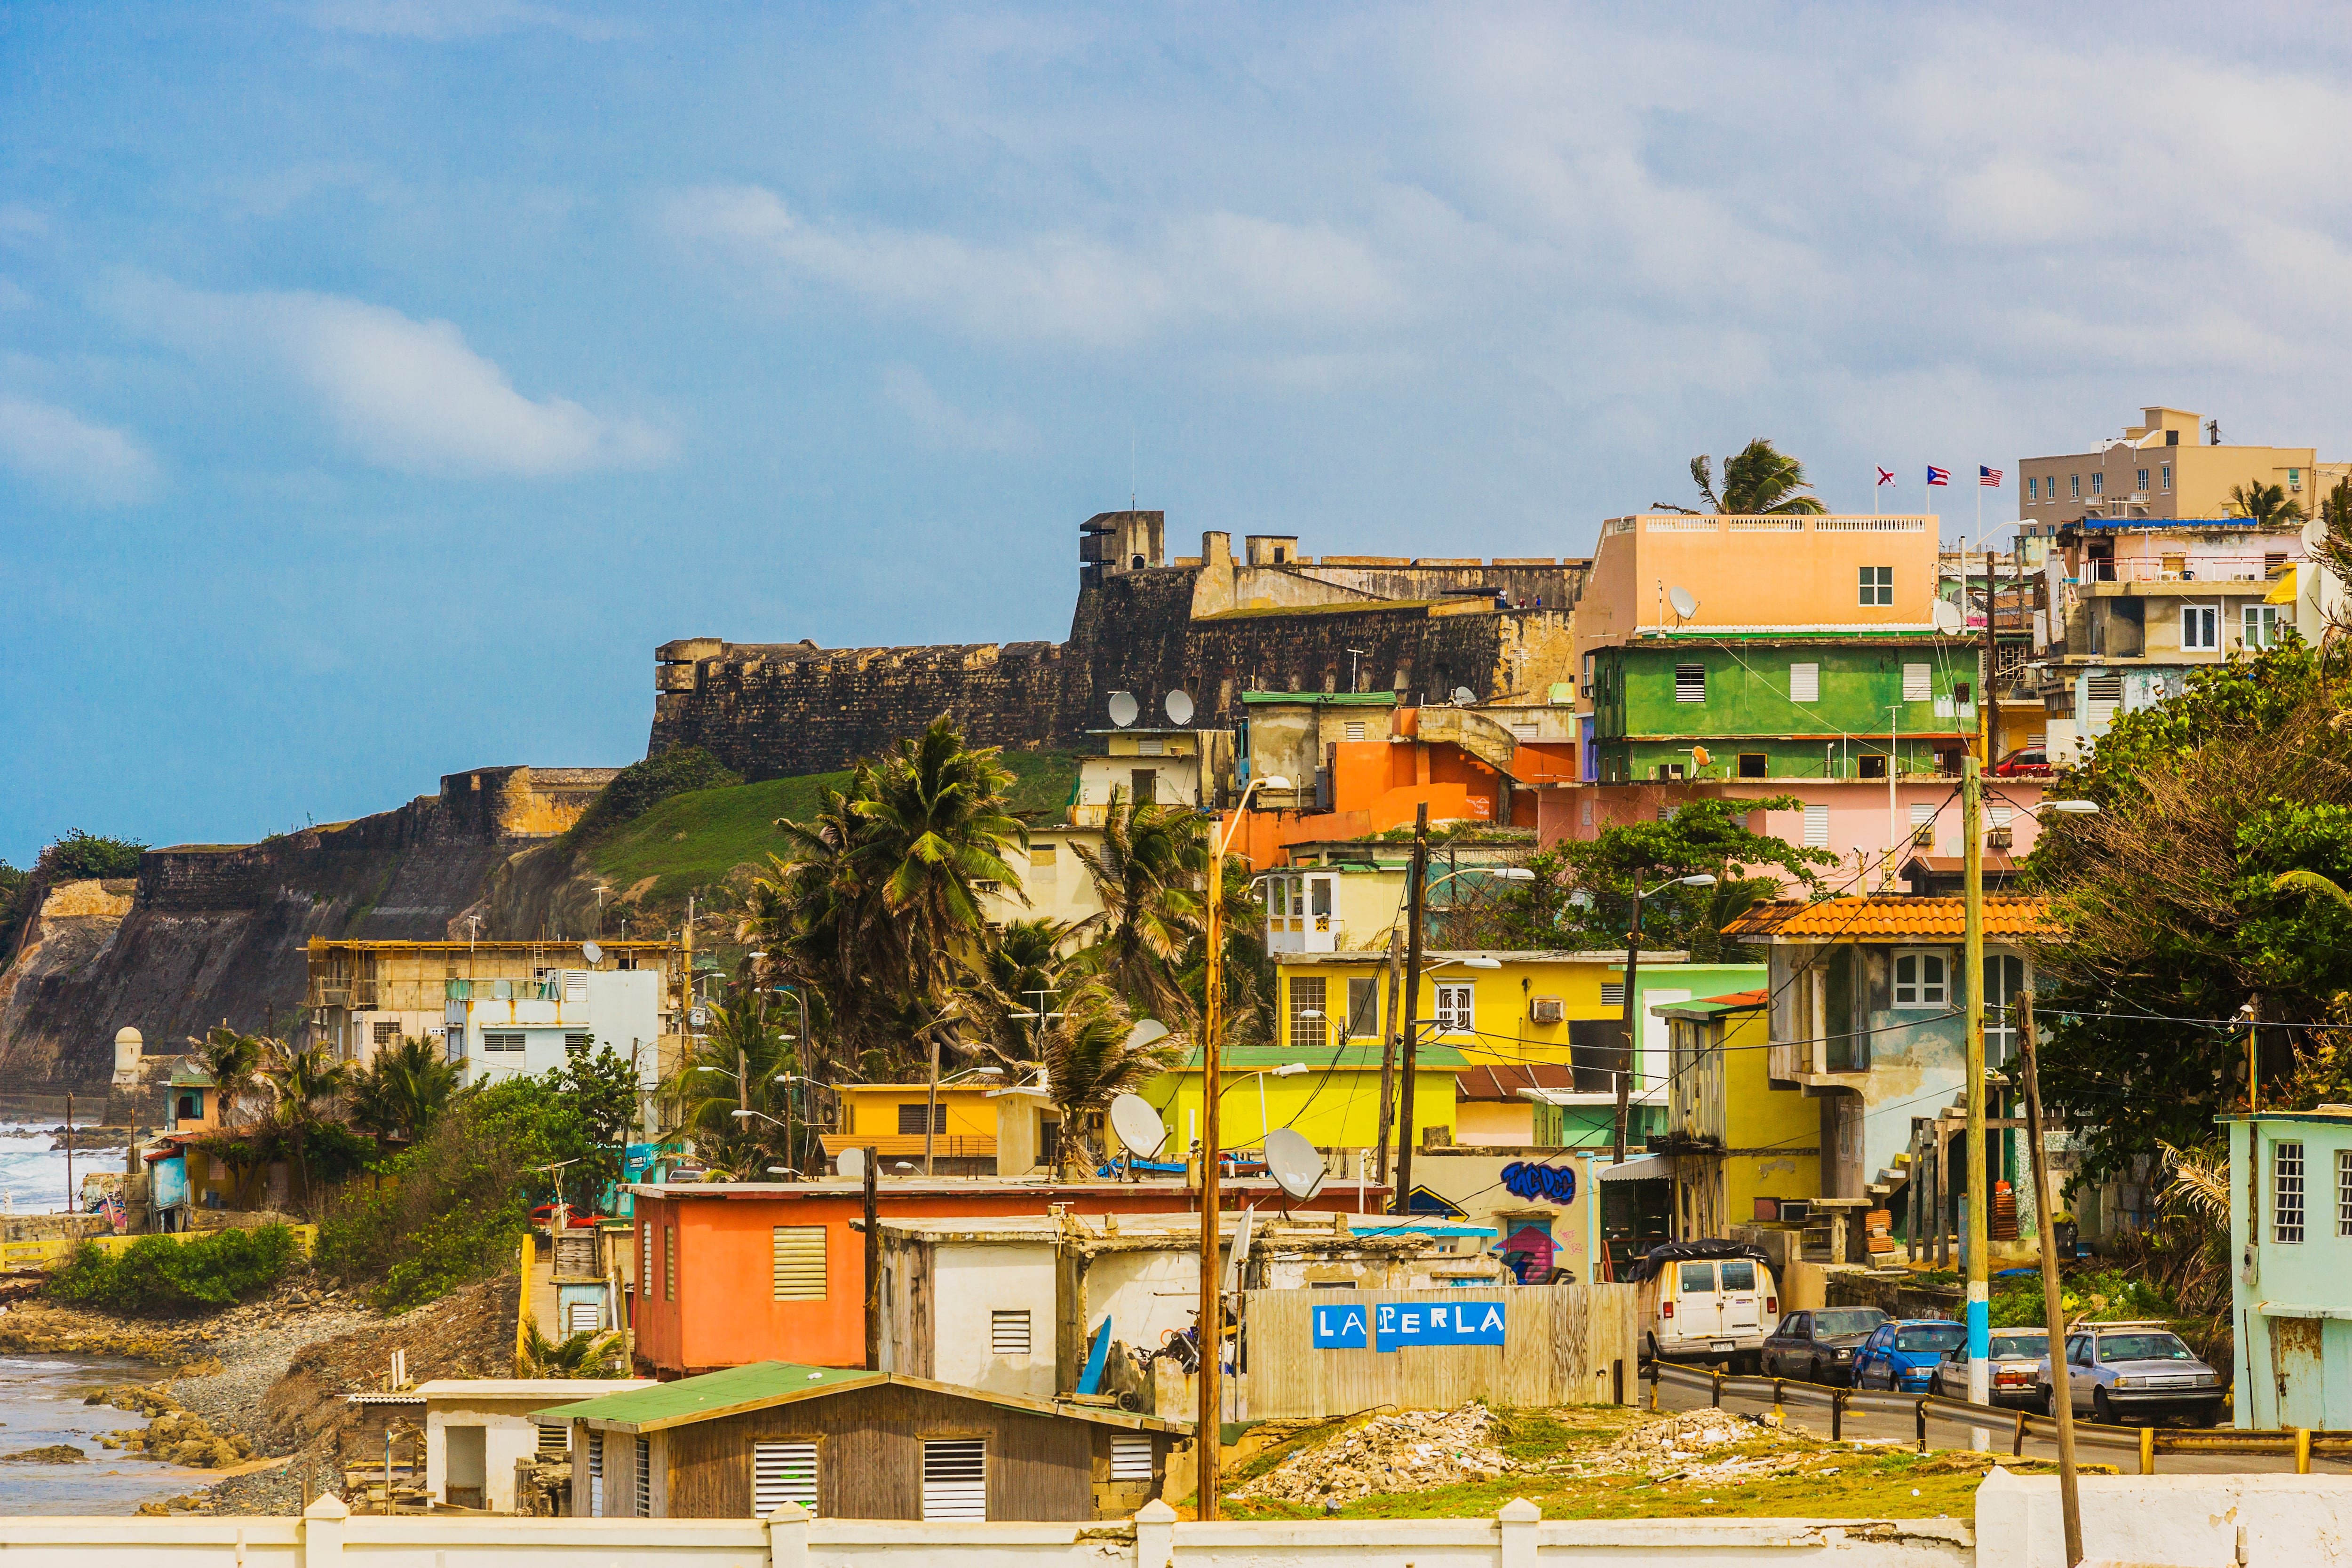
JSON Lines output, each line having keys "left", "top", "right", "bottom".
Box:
{"left": 1612, "top": 872, "right": 1717, "bottom": 1165}
{"left": 1195, "top": 770, "right": 1290, "bottom": 1522}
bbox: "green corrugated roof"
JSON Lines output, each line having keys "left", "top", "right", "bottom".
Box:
{"left": 1239, "top": 690, "right": 1400, "bottom": 705}
{"left": 1167, "top": 1041, "right": 1467, "bottom": 1071}
{"left": 537, "top": 1361, "right": 876, "bottom": 1429}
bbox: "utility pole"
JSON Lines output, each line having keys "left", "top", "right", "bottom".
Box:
{"left": 861, "top": 1145, "right": 880, "bottom": 1370}
{"left": 1963, "top": 753, "right": 1990, "bottom": 1435}
{"left": 1391, "top": 804, "right": 1431, "bottom": 1212}
{"left": 63, "top": 1092, "right": 72, "bottom": 1219}
{"left": 1375, "top": 928, "right": 1402, "bottom": 1184}
{"left": 1611, "top": 880, "right": 1645, "bottom": 1166}
{"left": 924, "top": 1034, "right": 940, "bottom": 1177}
{"left": 1195, "top": 799, "right": 1229, "bottom": 1520}
{"left": 2018, "top": 993, "right": 2082, "bottom": 1568}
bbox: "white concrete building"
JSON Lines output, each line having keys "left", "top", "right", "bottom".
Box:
{"left": 363, "top": 1378, "right": 655, "bottom": 1513}
{"left": 445, "top": 968, "right": 665, "bottom": 1090}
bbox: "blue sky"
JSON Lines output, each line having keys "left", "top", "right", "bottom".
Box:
{"left": 6, "top": 2, "right": 2349, "bottom": 863}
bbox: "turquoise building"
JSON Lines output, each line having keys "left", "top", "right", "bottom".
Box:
{"left": 2224, "top": 1106, "right": 2352, "bottom": 1429}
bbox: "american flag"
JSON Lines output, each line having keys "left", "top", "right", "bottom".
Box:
{"left": 1980, "top": 466, "right": 2003, "bottom": 486}
{"left": 1926, "top": 465, "right": 1951, "bottom": 486}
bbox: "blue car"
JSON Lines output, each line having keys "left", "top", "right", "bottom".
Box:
{"left": 1852, "top": 1318, "right": 1967, "bottom": 1393}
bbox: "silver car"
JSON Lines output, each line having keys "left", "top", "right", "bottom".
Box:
{"left": 1929, "top": 1327, "right": 2049, "bottom": 1409}
{"left": 2034, "top": 1321, "right": 2225, "bottom": 1426}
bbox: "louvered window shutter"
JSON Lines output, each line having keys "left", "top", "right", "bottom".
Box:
{"left": 771, "top": 1226, "right": 827, "bottom": 1300}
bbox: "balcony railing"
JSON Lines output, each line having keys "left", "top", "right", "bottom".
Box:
{"left": 2076, "top": 555, "right": 2295, "bottom": 585}
{"left": 445, "top": 978, "right": 554, "bottom": 1001}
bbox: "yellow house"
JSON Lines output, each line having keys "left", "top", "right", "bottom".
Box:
{"left": 977, "top": 824, "right": 1105, "bottom": 943}
{"left": 1130, "top": 1041, "right": 1464, "bottom": 1160}
{"left": 820, "top": 1083, "right": 1000, "bottom": 1167}
{"left": 1654, "top": 990, "right": 1819, "bottom": 1239}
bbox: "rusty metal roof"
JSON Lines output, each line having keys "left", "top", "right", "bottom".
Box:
{"left": 1724, "top": 896, "right": 2057, "bottom": 942}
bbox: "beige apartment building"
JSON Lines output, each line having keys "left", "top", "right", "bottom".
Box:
{"left": 2020, "top": 406, "right": 2337, "bottom": 521}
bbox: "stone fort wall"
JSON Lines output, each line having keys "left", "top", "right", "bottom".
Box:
{"left": 649, "top": 515, "right": 1589, "bottom": 781}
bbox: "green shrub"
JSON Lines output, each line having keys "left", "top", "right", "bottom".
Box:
{"left": 561, "top": 747, "right": 741, "bottom": 848}
{"left": 49, "top": 1226, "right": 296, "bottom": 1314}
{"left": 37, "top": 829, "right": 148, "bottom": 881}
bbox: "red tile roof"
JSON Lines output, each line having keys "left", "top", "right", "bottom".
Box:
{"left": 1724, "top": 895, "right": 2056, "bottom": 941}
{"left": 1454, "top": 1062, "right": 1578, "bottom": 1101}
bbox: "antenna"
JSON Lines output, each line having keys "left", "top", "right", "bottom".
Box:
{"left": 1108, "top": 1093, "right": 1166, "bottom": 1158}
{"left": 1449, "top": 686, "right": 1476, "bottom": 706}
{"left": 581, "top": 940, "right": 604, "bottom": 964}
{"left": 836, "top": 1146, "right": 866, "bottom": 1183}
{"left": 1125, "top": 1019, "right": 1170, "bottom": 1052}
{"left": 1165, "top": 689, "right": 1194, "bottom": 725}
{"left": 1932, "top": 600, "right": 1965, "bottom": 635}
{"left": 1668, "top": 585, "right": 1699, "bottom": 622}
{"left": 1107, "top": 691, "right": 1140, "bottom": 728}
{"left": 1264, "top": 1128, "right": 1326, "bottom": 1203}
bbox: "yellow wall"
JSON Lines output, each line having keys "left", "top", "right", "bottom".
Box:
{"left": 1274, "top": 952, "right": 1628, "bottom": 1068}
{"left": 1666, "top": 1002, "right": 1819, "bottom": 1236}
{"left": 1135, "top": 1053, "right": 1458, "bottom": 1154}
{"left": 840, "top": 1086, "right": 997, "bottom": 1140}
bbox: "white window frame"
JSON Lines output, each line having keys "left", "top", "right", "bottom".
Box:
{"left": 1433, "top": 982, "right": 1475, "bottom": 1034}
{"left": 2338, "top": 1148, "right": 2351, "bottom": 1239}
{"left": 1859, "top": 566, "right": 1893, "bottom": 607}
{"left": 2181, "top": 604, "right": 2219, "bottom": 653}
{"left": 2276, "top": 1140, "right": 2305, "bottom": 1243}
{"left": 1789, "top": 662, "right": 1820, "bottom": 702}
{"left": 771, "top": 1225, "right": 826, "bottom": 1301}
{"left": 2243, "top": 604, "right": 2281, "bottom": 650}
{"left": 1802, "top": 804, "right": 1829, "bottom": 848}
{"left": 1891, "top": 948, "right": 1948, "bottom": 1008}
{"left": 1675, "top": 663, "right": 1706, "bottom": 703}
{"left": 2161, "top": 464, "right": 2172, "bottom": 492}
{"left": 2070, "top": 474, "right": 2081, "bottom": 499}
{"left": 754, "top": 1440, "right": 819, "bottom": 1516}
{"left": 991, "top": 1309, "right": 1033, "bottom": 1356}
{"left": 2027, "top": 477, "right": 2039, "bottom": 502}
{"left": 921, "top": 1438, "right": 987, "bottom": 1521}
{"left": 1903, "top": 664, "right": 1931, "bottom": 702}
{"left": 1109, "top": 1434, "right": 1154, "bottom": 1483}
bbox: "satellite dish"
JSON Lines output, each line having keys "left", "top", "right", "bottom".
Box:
{"left": 1263, "top": 1128, "right": 1326, "bottom": 1202}
{"left": 1125, "top": 1019, "right": 1170, "bottom": 1053}
{"left": 1450, "top": 686, "right": 1477, "bottom": 706}
{"left": 581, "top": 940, "right": 603, "bottom": 964}
{"left": 1108, "top": 1093, "right": 1166, "bottom": 1158}
{"left": 1165, "top": 688, "right": 1195, "bottom": 725}
{"left": 836, "top": 1147, "right": 866, "bottom": 1183}
{"left": 1932, "top": 599, "right": 1966, "bottom": 635}
{"left": 1107, "top": 691, "right": 1140, "bottom": 727}
{"left": 1668, "top": 585, "right": 1699, "bottom": 621}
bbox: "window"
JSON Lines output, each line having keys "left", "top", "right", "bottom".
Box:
{"left": 1892, "top": 950, "right": 1948, "bottom": 1007}
{"left": 635, "top": 1435, "right": 651, "bottom": 1517}
{"left": 2086, "top": 672, "right": 2124, "bottom": 703}
{"left": 483, "top": 1031, "right": 525, "bottom": 1055}
{"left": 2090, "top": 473, "right": 2103, "bottom": 496}
{"left": 2275, "top": 1140, "right": 2305, "bottom": 1243}
{"left": 589, "top": 1428, "right": 604, "bottom": 1516}
{"left": 896, "top": 1103, "right": 947, "bottom": 1135}
{"left": 1345, "top": 977, "right": 1381, "bottom": 1038}
{"left": 1984, "top": 953, "right": 2025, "bottom": 1062}
{"left": 1903, "top": 664, "right": 1931, "bottom": 702}
{"left": 771, "top": 1225, "right": 826, "bottom": 1300}
{"left": 1131, "top": 768, "right": 1157, "bottom": 803}
{"left": 1677, "top": 1261, "right": 1716, "bottom": 1292}
{"left": 1859, "top": 567, "right": 1893, "bottom": 606}
{"left": 535, "top": 1421, "right": 569, "bottom": 1458}
{"left": 1344, "top": 720, "right": 1367, "bottom": 742}
{"left": 1737, "top": 752, "right": 1767, "bottom": 779}
{"left": 564, "top": 1297, "right": 602, "bottom": 1334}
{"left": 2070, "top": 474, "right": 2081, "bottom": 499}
{"left": 974, "top": 879, "right": 1002, "bottom": 894}
{"left": 2338, "top": 1149, "right": 2351, "bottom": 1238}
{"left": 1110, "top": 1435, "right": 1154, "bottom": 1483}
{"left": 991, "top": 1310, "right": 1033, "bottom": 1355}
{"left": 641, "top": 1224, "right": 653, "bottom": 1305}
{"left": 664, "top": 1226, "right": 675, "bottom": 1301}
{"left": 564, "top": 1032, "right": 591, "bottom": 1056}
{"left": 1989, "top": 804, "right": 2016, "bottom": 829}
{"left": 1434, "top": 982, "right": 1474, "bottom": 1033}
{"left": 1803, "top": 804, "right": 1829, "bottom": 848}
{"left": 1675, "top": 664, "right": 1706, "bottom": 703}
{"left": 755, "top": 1441, "right": 818, "bottom": 1516}
{"left": 373, "top": 1020, "right": 400, "bottom": 1048}
{"left": 1289, "top": 976, "right": 1327, "bottom": 1050}
{"left": 1599, "top": 980, "right": 1626, "bottom": 1008}
{"left": 1789, "top": 662, "right": 1819, "bottom": 702}
{"left": 2027, "top": 477, "right": 2040, "bottom": 502}
{"left": 2136, "top": 468, "right": 2149, "bottom": 492}
{"left": 1030, "top": 843, "right": 1057, "bottom": 868}
{"left": 1137, "top": 737, "right": 1164, "bottom": 756}
{"left": 1859, "top": 754, "right": 1888, "bottom": 780}
{"left": 2161, "top": 464, "right": 2171, "bottom": 492}
{"left": 921, "top": 1439, "right": 987, "bottom": 1520}
{"left": 2182, "top": 605, "right": 2219, "bottom": 652}
{"left": 2244, "top": 605, "right": 2282, "bottom": 649}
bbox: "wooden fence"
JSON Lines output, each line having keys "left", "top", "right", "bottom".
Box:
{"left": 0, "top": 1223, "right": 318, "bottom": 1273}
{"left": 1240, "top": 1283, "right": 1639, "bottom": 1418}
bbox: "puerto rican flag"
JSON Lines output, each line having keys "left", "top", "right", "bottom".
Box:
{"left": 1980, "top": 466, "right": 2003, "bottom": 486}
{"left": 1876, "top": 467, "right": 1895, "bottom": 487}
{"left": 1926, "top": 465, "right": 1951, "bottom": 486}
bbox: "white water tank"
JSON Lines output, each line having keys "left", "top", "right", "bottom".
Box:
{"left": 112, "top": 1026, "right": 143, "bottom": 1084}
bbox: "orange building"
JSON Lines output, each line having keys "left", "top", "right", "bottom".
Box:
{"left": 628, "top": 1177, "right": 1383, "bottom": 1377}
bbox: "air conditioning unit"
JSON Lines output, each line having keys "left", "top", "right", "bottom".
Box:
{"left": 1529, "top": 996, "right": 1564, "bottom": 1024}
{"left": 1910, "top": 825, "right": 1936, "bottom": 846}
{"left": 1986, "top": 827, "right": 2014, "bottom": 851}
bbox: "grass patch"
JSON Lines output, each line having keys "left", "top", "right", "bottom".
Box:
{"left": 585, "top": 752, "right": 1085, "bottom": 907}
{"left": 1203, "top": 600, "right": 1441, "bottom": 620}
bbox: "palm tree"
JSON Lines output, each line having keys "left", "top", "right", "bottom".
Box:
{"left": 1037, "top": 981, "right": 1184, "bottom": 1173}
{"left": 516, "top": 1321, "right": 627, "bottom": 1378}
{"left": 665, "top": 1003, "right": 799, "bottom": 1178}
{"left": 197, "top": 1027, "right": 266, "bottom": 1131}
{"left": 2230, "top": 478, "right": 2307, "bottom": 526}
{"left": 1172, "top": 855, "right": 1277, "bottom": 1050}
{"left": 262, "top": 1041, "right": 350, "bottom": 1204}
{"left": 1070, "top": 787, "right": 1210, "bottom": 1019}
{"left": 963, "top": 917, "right": 1077, "bottom": 1067}
{"left": 347, "top": 1036, "right": 461, "bottom": 1155}
{"left": 1656, "top": 438, "right": 1828, "bottom": 516}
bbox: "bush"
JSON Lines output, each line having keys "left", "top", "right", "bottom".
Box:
{"left": 36, "top": 829, "right": 148, "bottom": 881}
{"left": 561, "top": 747, "right": 740, "bottom": 848}
{"left": 49, "top": 1226, "right": 297, "bottom": 1314}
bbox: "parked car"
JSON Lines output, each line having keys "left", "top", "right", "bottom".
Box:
{"left": 2034, "top": 1322, "right": 2225, "bottom": 1426}
{"left": 1758, "top": 1307, "right": 1890, "bottom": 1385}
{"left": 1927, "top": 1328, "right": 2049, "bottom": 1407}
{"left": 1852, "top": 1319, "right": 1967, "bottom": 1392}
{"left": 1630, "top": 1242, "right": 1777, "bottom": 1370}
{"left": 1991, "top": 746, "right": 2052, "bottom": 776}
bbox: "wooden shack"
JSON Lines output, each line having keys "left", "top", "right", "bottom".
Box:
{"left": 543, "top": 1361, "right": 1187, "bottom": 1522}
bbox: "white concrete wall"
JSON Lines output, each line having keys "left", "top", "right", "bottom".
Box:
{"left": 929, "top": 1242, "right": 1057, "bottom": 1400}
{"left": 426, "top": 1406, "right": 549, "bottom": 1512}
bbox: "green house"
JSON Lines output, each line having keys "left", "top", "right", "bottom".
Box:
{"left": 2224, "top": 1106, "right": 2352, "bottom": 1430}
{"left": 1589, "top": 636, "right": 1978, "bottom": 784}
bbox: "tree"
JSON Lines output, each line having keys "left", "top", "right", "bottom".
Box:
{"left": 664, "top": 1003, "right": 798, "bottom": 1179}
{"left": 1655, "top": 439, "right": 1828, "bottom": 516}
{"left": 554, "top": 1035, "right": 641, "bottom": 1211}
{"left": 517, "top": 1320, "right": 627, "bottom": 1377}
{"left": 1037, "top": 981, "right": 1183, "bottom": 1172}
{"left": 1070, "top": 786, "right": 1210, "bottom": 1019}
{"left": 2023, "top": 637, "right": 2352, "bottom": 1178}
{"left": 1171, "top": 855, "right": 1277, "bottom": 1050}
{"left": 852, "top": 716, "right": 1029, "bottom": 1003}
{"left": 346, "top": 1036, "right": 462, "bottom": 1155}
{"left": 2310, "top": 478, "right": 2352, "bottom": 633}
{"left": 2227, "top": 477, "right": 2306, "bottom": 526}
{"left": 260, "top": 1041, "right": 350, "bottom": 1204}
{"left": 198, "top": 1027, "right": 268, "bottom": 1133}
{"left": 963, "top": 917, "right": 1078, "bottom": 1067}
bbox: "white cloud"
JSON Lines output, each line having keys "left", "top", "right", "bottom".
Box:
{"left": 119, "top": 281, "right": 672, "bottom": 478}
{"left": 0, "top": 396, "right": 159, "bottom": 506}
{"left": 667, "top": 185, "right": 1404, "bottom": 348}
{"left": 879, "top": 365, "right": 1032, "bottom": 454}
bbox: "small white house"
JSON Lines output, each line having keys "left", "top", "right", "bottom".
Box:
{"left": 444, "top": 969, "right": 664, "bottom": 1090}
{"left": 413, "top": 1378, "right": 655, "bottom": 1512}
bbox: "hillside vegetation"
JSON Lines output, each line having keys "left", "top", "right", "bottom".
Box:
{"left": 581, "top": 750, "right": 1084, "bottom": 908}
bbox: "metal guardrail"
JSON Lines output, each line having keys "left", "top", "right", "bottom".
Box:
{"left": 0, "top": 1223, "right": 318, "bottom": 1271}
{"left": 1646, "top": 1360, "right": 2345, "bottom": 1474}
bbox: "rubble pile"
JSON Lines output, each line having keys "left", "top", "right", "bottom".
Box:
{"left": 1234, "top": 1403, "right": 1510, "bottom": 1505}
{"left": 1564, "top": 1407, "right": 1821, "bottom": 1484}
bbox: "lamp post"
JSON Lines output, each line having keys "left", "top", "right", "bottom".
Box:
{"left": 1196, "top": 771, "right": 1289, "bottom": 1522}
{"left": 1611, "top": 872, "right": 1718, "bottom": 1167}
{"left": 1230, "top": 1060, "right": 1309, "bottom": 1145}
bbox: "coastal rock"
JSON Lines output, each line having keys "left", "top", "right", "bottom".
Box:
{"left": 1, "top": 1444, "right": 87, "bottom": 1462}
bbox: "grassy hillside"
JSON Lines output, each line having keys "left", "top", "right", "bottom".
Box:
{"left": 583, "top": 750, "right": 1083, "bottom": 907}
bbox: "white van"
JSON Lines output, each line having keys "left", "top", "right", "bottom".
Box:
{"left": 1638, "top": 1253, "right": 1777, "bottom": 1369}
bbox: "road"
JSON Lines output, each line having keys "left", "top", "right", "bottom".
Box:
{"left": 1650, "top": 1370, "right": 2348, "bottom": 1477}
